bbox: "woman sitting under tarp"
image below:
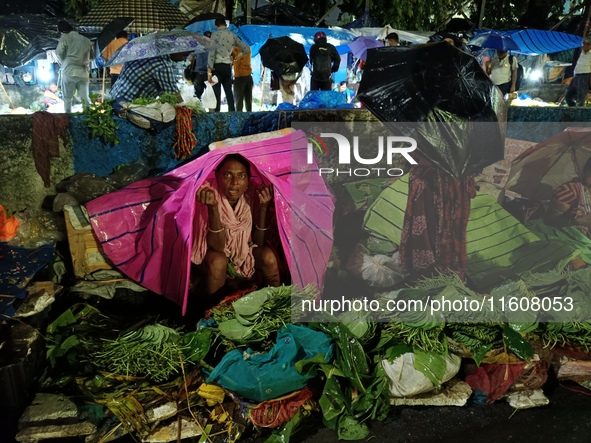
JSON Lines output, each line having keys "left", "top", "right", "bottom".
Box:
{"left": 84, "top": 130, "right": 334, "bottom": 316}
{"left": 191, "top": 154, "right": 281, "bottom": 303}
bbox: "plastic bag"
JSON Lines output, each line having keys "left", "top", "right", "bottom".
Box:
{"left": 0, "top": 205, "right": 19, "bottom": 241}
{"left": 299, "top": 90, "right": 353, "bottom": 109}
{"left": 202, "top": 82, "right": 217, "bottom": 109}
{"left": 382, "top": 352, "right": 461, "bottom": 398}
{"left": 347, "top": 244, "right": 405, "bottom": 287}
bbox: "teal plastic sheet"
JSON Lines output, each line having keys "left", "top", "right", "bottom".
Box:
{"left": 207, "top": 324, "right": 334, "bottom": 402}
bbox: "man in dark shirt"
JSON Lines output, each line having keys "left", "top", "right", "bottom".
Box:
{"left": 309, "top": 31, "right": 340, "bottom": 91}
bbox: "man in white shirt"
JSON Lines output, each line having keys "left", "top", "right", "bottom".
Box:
{"left": 56, "top": 21, "right": 92, "bottom": 113}
{"left": 565, "top": 38, "right": 591, "bottom": 107}
{"left": 486, "top": 49, "right": 518, "bottom": 96}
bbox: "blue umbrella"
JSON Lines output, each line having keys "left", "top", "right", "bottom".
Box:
{"left": 105, "top": 30, "right": 219, "bottom": 66}
{"left": 468, "top": 33, "right": 520, "bottom": 51}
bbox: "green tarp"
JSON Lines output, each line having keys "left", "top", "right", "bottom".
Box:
{"left": 363, "top": 175, "right": 578, "bottom": 291}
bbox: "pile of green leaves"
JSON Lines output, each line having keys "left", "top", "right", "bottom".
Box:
{"left": 89, "top": 324, "right": 186, "bottom": 382}
{"left": 130, "top": 93, "right": 179, "bottom": 106}
{"left": 45, "top": 304, "right": 213, "bottom": 385}
{"left": 46, "top": 304, "right": 116, "bottom": 371}
{"left": 211, "top": 284, "right": 318, "bottom": 349}
{"left": 82, "top": 94, "right": 119, "bottom": 145}
{"left": 301, "top": 320, "right": 389, "bottom": 441}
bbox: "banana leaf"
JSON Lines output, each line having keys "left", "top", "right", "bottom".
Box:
{"left": 503, "top": 324, "right": 533, "bottom": 360}
{"left": 413, "top": 349, "right": 449, "bottom": 387}
{"left": 337, "top": 415, "right": 369, "bottom": 441}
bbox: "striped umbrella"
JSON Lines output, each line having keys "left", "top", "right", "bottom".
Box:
{"left": 79, "top": 0, "right": 189, "bottom": 34}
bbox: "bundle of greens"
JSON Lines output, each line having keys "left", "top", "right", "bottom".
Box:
{"left": 521, "top": 270, "right": 568, "bottom": 299}
{"left": 211, "top": 284, "right": 319, "bottom": 348}
{"left": 46, "top": 304, "right": 118, "bottom": 371}
{"left": 301, "top": 321, "right": 389, "bottom": 441}
{"left": 130, "top": 93, "right": 179, "bottom": 106}
{"left": 89, "top": 324, "right": 186, "bottom": 382}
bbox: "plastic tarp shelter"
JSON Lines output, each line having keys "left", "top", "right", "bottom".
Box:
{"left": 471, "top": 29, "right": 582, "bottom": 56}
{"left": 0, "top": 14, "right": 61, "bottom": 68}
{"left": 233, "top": 24, "right": 357, "bottom": 57}
{"left": 347, "top": 26, "right": 431, "bottom": 45}
{"left": 85, "top": 130, "right": 335, "bottom": 316}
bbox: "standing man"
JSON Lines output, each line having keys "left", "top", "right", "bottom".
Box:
{"left": 102, "top": 31, "right": 129, "bottom": 88}
{"left": 231, "top": 45, "right": 253, "bottom": 111}
{"left": 566, "top": 38, "right": 591, "bottom": 107}
{"left": 208, "top": 18, "right": 250, "bottom": 112}
{"left": 309, "top": 31, "right": 340, "bottom": 91}
{"left": 485, "top": 49, "right": 518, "bottom": 96}
{"left": 56, "top": 21, "right": 91, "bottom": 113}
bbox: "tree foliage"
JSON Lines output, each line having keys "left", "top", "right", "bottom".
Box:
{"left": 61, "top": 0, "right": 581, "bottom": 32}
{"left": 468, "top": 0, "right": 575, "bottom": 31}
{"left": 60, "top": 0, "right": 102, "bottom": 21}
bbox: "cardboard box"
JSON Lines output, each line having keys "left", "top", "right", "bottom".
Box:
{"left": 64, "top": 206, "right": 114, "bottom": 279}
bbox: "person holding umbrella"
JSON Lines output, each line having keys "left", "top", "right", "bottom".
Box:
{"left": 565, "top": 37, "right": 591, "bottom": 107}
{"left": 102, "top": 30, "right": 129, "bottom": 88}
{"left": 107, "top": 30, "right": 219, "bottom": 105}
{"left": 207, "top": 18, "right": 250, "bottom": 112}
{"left": 110, "top": 52, "right": 189, "bottom": 104}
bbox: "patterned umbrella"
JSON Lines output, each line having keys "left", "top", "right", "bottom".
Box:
{"left": 79, "top": 0, "right": 189, "bottom": 34}
{"left": 105, "top": 30, "right": 219, "bottom": 66}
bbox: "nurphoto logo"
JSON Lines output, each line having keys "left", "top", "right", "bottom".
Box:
{"left": 307, "top": 132, "right": 418, "bottom": 177}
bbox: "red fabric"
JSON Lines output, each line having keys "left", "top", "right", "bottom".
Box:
{"left": 399, "top": 166, "right": 476, "bottom": 279}
{"left": 204, "top": 285, "right": 257, "bottom": 318}
{"left": 465, "top": 363, "right": 525, "bottom": 403}
{"left": 249, "top": 387, "right": 313, "bottom": 428}
{"left": 31, "top": 111, "right": 69, "bottom": 187}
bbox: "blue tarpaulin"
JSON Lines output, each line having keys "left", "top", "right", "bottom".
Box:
{"left": 0, "top": 242, "right": 54, "bottom": 317}
{"left": 507, "top": 29, "right": 581, "bottom": 55}
{"left": 471, "top": 29, "right": 581, "bottom": 56}
{"left": 233, "top": 24, "right": 357, "bottom": 57}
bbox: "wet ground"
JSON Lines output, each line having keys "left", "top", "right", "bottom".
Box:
{"left": 249, "top": 380, "right": 591, "bottom": 443}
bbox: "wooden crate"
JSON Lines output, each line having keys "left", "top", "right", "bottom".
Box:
{"left": 64, "top": 210, "right": 114, "bottom": 278}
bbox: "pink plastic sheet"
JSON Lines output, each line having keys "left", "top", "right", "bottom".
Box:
{"left": 85, "top": 130, "right": 335, "bottom": 315}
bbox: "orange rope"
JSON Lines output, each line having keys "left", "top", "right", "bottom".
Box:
{"left": 173, "top": 106, "right": 196, "bottom": 159}
{"left": 249, "top": 387, "right": 313, "bottom": 428}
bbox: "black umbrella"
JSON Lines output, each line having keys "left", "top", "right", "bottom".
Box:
{"left": 357, "top": 42, "right": 506, "bottom": 179}
{"left": 259, "top": 36, "right": 308, "bottom": 76}
{"left": 97, "top": 17, "right": 134, "bottom": 53}
{"left": 186, "top": 13, "right": 226, "bottom": 25}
